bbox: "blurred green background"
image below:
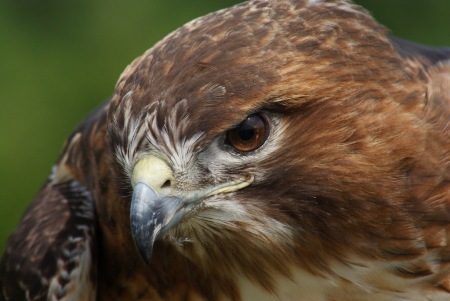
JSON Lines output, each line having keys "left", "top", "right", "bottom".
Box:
{"left": 0, "top": 1, "right": 449, "bottom": 253}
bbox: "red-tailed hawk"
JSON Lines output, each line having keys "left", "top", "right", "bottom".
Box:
{"left": 2, "top": 0, "right": 450, "bottom": 300}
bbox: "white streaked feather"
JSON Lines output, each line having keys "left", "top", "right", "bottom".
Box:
{"left": 114, "top": 93, "right": 205, "bottom": 184}
{"left": 47, "top": 234, "right": 96, "bottom": 301}
{"left": 146, "top": 99, "right": 204, "bottom": 172}
{"left": 113, "top": 91, "right": 148, "bottom": 180}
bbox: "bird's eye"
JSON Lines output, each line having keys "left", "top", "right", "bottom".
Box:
{"left": 225, "top": 113, "right": 269, "bottom": 153}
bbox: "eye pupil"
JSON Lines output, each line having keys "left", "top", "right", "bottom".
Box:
{"left": 237, "top": 125, "right": 255, "bottom": 141}
{"left": 225, "top": 113, "right": 269, "bottom": 153}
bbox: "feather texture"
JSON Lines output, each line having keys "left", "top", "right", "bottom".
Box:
{"left": 2, "top": 0, "right": 450, "bottom": 300}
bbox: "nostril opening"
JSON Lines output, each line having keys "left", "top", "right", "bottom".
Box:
{"left": 161, "top": 180, "right": 171, "bottom": 189}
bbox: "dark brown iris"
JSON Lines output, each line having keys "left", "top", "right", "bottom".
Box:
{"left": 225, "top": 113, "right": 269, "bottom": 152}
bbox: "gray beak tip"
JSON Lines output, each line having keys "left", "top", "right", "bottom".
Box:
{"left": 134, "top": 234, "right": 155, "bottom": 265}
{"left": 130, "top": 218, "right": 157, "bottom": 264}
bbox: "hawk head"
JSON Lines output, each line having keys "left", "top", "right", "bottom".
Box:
{"left": 2, "top": 1, "right": 449, "bottom": 300}
{"left": 105, "top": 0, "right": 450, "bottom": 293}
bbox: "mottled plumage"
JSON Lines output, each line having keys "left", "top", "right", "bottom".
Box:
{"left": 2, "top": 0, "right": 450, "bottom": 300}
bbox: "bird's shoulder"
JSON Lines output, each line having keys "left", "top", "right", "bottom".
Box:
{"left": 0, "top": 180, "right": 97, "bottom": 301}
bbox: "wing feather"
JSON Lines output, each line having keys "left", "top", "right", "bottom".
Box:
{"left": 0, "top": 181, "right": 97, "bottom": 301}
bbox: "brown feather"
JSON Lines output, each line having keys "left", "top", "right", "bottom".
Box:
{"left": 2, "top": 0, "right": 450, "bottom": 300}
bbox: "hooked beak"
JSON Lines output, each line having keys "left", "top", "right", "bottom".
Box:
{"left": 130, "top": 182, "right": 185, "bottom": 264}
{"left": 129, "top": 155, "right": 253, "bottom": 264}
